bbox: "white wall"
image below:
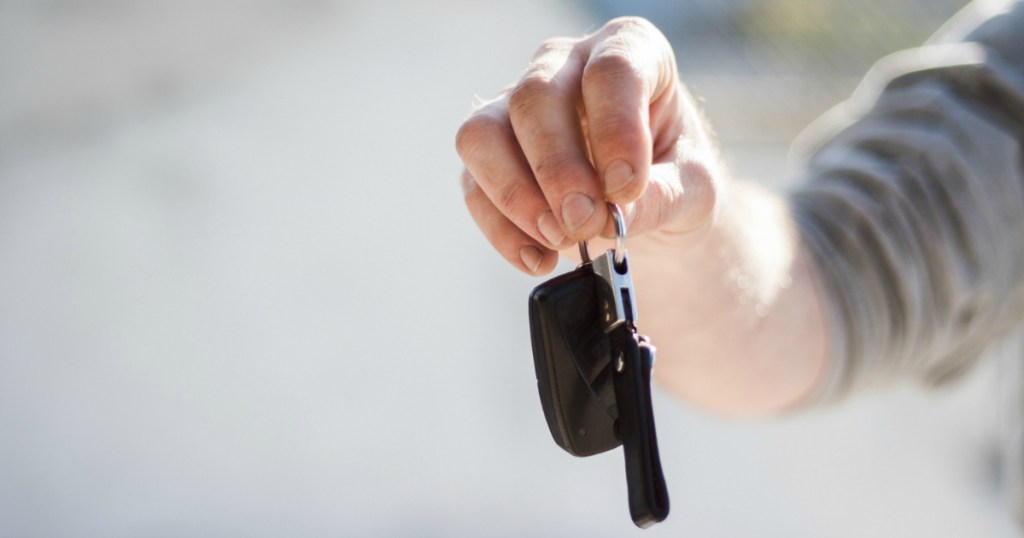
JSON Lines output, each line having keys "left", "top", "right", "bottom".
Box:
{"left": 0, "top": 2, "right": 1017, "bottom": 536}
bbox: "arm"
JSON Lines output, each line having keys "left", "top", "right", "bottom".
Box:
{"left": 627, "top": 181, "right": 828, "bottom": 415}
{"left": 456, "top": 2, "right": 1024, "bottom": 416}
{"left": 791, "top": 0, "right": 1024, "bottom": 400}
{"left": 456, "top": 18, "right": 827, "bottom": 415}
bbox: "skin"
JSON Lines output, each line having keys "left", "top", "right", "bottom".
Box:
{"left": 456, "top": 17, "right": 829, "bottom": 416}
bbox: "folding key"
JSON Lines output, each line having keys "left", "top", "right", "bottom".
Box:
{"left": 528, "top": 251, "right": 619, "bottom": 457}
{"left": 528, "top": 204, "right": 670, "bottom": 528}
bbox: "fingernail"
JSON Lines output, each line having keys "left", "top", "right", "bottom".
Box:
{"left": 537, "top": 211, "right": 565, "bottom": 247}
{"left": 622, "top": 203, "right": 636, "bottom": 226}
{"left": 520, "top": 246, "right": 543, "bottom": 273}
{"left": 603, "top": 159, "right": 634, "bottom": 195}
{"left": 561, "top": 192, "right": 595, "bottom": 233}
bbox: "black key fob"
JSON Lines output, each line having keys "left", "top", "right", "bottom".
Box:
{"left": 526, "top": 204, "right": 670, "bottom": 529}
{"left": 528, "top": 264, "right": 620, "bottom": 457}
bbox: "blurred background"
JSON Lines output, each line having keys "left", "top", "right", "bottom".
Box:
{"left": 1, "top": 0, "right": 1019, "bottom": 536}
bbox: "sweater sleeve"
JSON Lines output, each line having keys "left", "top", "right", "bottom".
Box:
{"left": 790, "top": 0, "right": 1024, "bottom": 402}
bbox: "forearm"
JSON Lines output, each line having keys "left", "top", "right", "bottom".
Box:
{"left": 638, "top": 2, "right": 1024, "bottom": 413}
{"left": 629, "top": 180, "right": 828, "bottom": 415}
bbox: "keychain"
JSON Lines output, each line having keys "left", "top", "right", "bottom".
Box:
{"left": 528, "top": 203, "right": 669, "bottom": 528}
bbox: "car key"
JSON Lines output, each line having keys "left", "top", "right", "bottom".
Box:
{"left": 528, "top": 204, "right": 670, "bottom": 528}
{"left": 528, "top": 241, "right": 619, "bottom": 457}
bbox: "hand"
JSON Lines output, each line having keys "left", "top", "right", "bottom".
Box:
{"left": 457, "top": 17, "right": 826, "bottom": 414}
{"left": 456, "top": 17, "right": 721, "bottom": 274}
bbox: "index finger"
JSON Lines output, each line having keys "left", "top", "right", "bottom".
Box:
{"left": 507, "top": 38, "right": 609, "bottom": 242}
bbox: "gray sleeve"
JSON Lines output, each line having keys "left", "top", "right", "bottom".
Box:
{"left": 789, "top": 0, "right": 1024, "bottom": 402}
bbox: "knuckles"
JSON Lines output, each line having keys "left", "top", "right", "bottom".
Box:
{"left": 533, "top": 151, "right": 587, "bottom": 186}
{"left": 495, "top": 180, "right": 527, "bottom": 217}
{"left": 507, "top": 74, "right": 556, "bottom": 119}
{"left": 602, "top": 16, "right": 658, "bottom": 35}
{"left": 582, "top": 49, "right": 641, "bottom": 87}
{"left": 455, "top": 111, "right": 505, "bottom": 162}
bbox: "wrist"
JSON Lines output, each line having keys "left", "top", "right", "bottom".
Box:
{"left": 627, "top": 180, "right": 828, "bottom": 414}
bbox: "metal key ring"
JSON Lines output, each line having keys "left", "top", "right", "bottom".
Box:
{"left": 578, "top": 203, "right": 627, "bottom": 267}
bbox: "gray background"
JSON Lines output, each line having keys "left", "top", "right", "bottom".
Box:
{"left": 0, "top": 1, "right": 1018, "bottom": 536}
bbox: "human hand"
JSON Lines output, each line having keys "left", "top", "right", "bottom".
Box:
{"left": 456, "top": 17, "right": 721, "bottom": 275}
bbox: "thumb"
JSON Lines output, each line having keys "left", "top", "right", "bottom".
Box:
{"left": 625, "top": 158, "right": 718, "bottom": 237}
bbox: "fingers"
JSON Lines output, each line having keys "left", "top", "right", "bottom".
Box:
{"left": 462, "top": 169, "right": 560, "bottom": 275}
{"left": 456, "top": 17, "right": 710, "bottom": 275}
{"left": 507, "top": 38, "right": 609, "bottom": 242}
{"left": 627, "top": 159, "right": 717, "bottom": 236}
{"left": 457, "top": 97, "right": 569, "bottom": 251}
{"left": 594, "top": 157, "right": 717, "bottom": 245}
{"left": 581, "top": 17, "right": 680, "bottom": 205}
